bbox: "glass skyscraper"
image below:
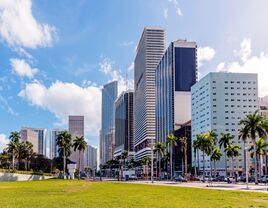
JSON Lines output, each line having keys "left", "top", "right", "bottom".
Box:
{"left": 156, "top": 40, "right": 197, "bottom": 143}
{"left": 114, "top": 90, "right": 134, "bottom": 158}
{"left": 134, "top": 27, "right": 165, "bottom": 160}
{"left": 101, "top": 81, "right": 118, "bottom": 164}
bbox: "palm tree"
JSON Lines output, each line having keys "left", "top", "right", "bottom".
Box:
{"left": 166, "top": 133, "right": 178, "bottom": 180}
{"left": 121, "top": 150, "right": 128, "bottom": 171}
{"left": 141, "top": 156, "right": 151, "bottom": 181}
{"left": 56, "top": 131, "right": 72, "bottom": 178}
{"left": 7, "top": 131, "right": 20, "bottom": 170}
{"left": 18, "top": 141, "right": 33, "bottom": 170}
{"left": 154, "top": 142, "right": 166, "bottom": 180}
{"left": 210, "top": 147, "right": 222, "bottom": 177}
{"left": 206, "top": 130, "right": 218, "bottom": 178}
{"left": 219, "top": 133, "right": 234, "bottom": 176}
{"left": 225, "top": 144, "right": 240, "bottom": 177}
{"left": 239, "top": 110, "right": 268, "bottom": 184}
{"left": 248, "top": 138, "right": 268, "bottom": 177}
{"left": 73, "top": 136, "right": 87, "bottom": 179}
{"left": 179, "top": 137, "right": 188, "bottom": 176}
{"left": 193, "top": 140, "right": 199, "bottom": 177}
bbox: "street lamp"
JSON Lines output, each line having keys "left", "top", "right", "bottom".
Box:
{"left": 245, "top": 146, "right": 249, "bottom": 190}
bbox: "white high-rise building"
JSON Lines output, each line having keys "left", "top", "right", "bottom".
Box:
{"left": 50, "top": 129, "right": 66, "bottom": 159}
{"left": 134, "top": 26, "right": 165, "bottom": 160}
{"left": 191, "top": 72, "right": 258, "bottom": 176}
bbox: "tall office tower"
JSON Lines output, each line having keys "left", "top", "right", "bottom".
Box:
{"left": 156, "top": 40, "right": 197, "bottom": 144}
{"left": 21, "top": 127, "right": 46, "bottom": 156}
{"left": 114, "top": 90, "right": 134, "bottom": 158}
{"left": 99, "top": 129, "right": 102, "bottom": 165}
{"left": 259, "top": 96, "right": 268, "bottom": 116}
{"left": 101, "top": 81, "right": 118, "bottom": 163}
{"left": 69, "top": 115, "right": 84, "bottom": 168}
{"left": 50, "top": 129, "right": 65, "bottom": 159}
{"left": 191, "top": 72, "right": 258, "bottom": 176}
{"left": 84, "top": 144, "right": 97, "bottom": 170}
{"left": 134, "top": 26, "right": 165, "bottom": 160}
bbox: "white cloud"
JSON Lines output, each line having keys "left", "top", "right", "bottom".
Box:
{"left": 198, "top": 46, "right": 216, "bottom": 67}
{"left": 19, "top": 81, "right": 101, "bottom": 134}
{"left": 128, "top": 62, "right": 134, "bottom": 71}
{"left": 0, "top": 95, "right": 18, "bottom": 115}
{"left": 120, "top": 41, "right": 134, "bottom": 47}
{"left": 167, "top": 0, "right": 182, "bottom": 16}
{"left": 217, "top": 38, "right": 268, "bottom": 97}
{"left": 10, "top": 58, "right": 38, "bottom": 78}
{"left": 0, "top": 134, "right": 9, "bottom": 152}
{"left": 0, "top": 0, "right": 55, "bottom": 48}
{"left": 164, "top": 8, "right": 168, "bottom": 19}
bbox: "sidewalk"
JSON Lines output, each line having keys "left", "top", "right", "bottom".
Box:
{"left": 123, "top": 180, "right": 268, "bottom": 193}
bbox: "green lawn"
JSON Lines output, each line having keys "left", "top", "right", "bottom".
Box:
{"left": 0, "top": 180, "right": 267, "bottom": 208}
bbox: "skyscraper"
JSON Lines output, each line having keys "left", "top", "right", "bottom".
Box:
{"left": 99, "top": 129, "right": 102, "bottom": 165}
{"left": 114, "top": 90, "right": 134, "bottom": 158}
{"left": 101, "top": 81, "right": 118, "bottom": 163}
{"left": 50, "top": 129, "right": 66, "bottom": 159}
{"left": 191, "top": 72, "right": 258, "bottom": 176}
{"left": 156, "top": 40, "right": 197, "bottom": 143}
{"left": 134, "top": 26, "right": 165, "bottom": 160}
{"left": 21, "top": 127, "right": 46, "bottom": 156}
{"left": 84, "top": 144, "right": 97, "bottom": 170}
{"left": 69, "top": 115, "right": 84, "bottom": 168}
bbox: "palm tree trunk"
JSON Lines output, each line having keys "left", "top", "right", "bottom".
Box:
{"left": 63, "top": 148, "right": 66, "bottom": 179}
{"left": 203, "top": 151, "right": 205, "bottom": 181}
{"left": 25, "top": 159, "right": 27, "bottom": 171}
{"left": 214, "top": 160, "right": 216, "bottom": 178}
{"left": 170, "top": 144, "right": 173, "bottom": 180}
{"left": 159, "top": 153, "right": 161, "bottom": 180}
{"left": 259, "top": 155, "right": 263, "bottom": 177}
{"left": 184, "top": 148, "right": 187, "bottom": 176}
{"left": 210, "top": 159, "right": 212, "bottom": 178}
{"left": 232, "top": 156, "right": 234, "bottom": 177}
{"left": 194, "top": 151, "right": 197, "bottom": 177}
{"left": 12, "top": 149, "right": 15, "bottom": 170}
{"left": 225, "top": 152, "right": 227, "bottom": 177}
{"left": 253, "top": 140, "right": 258, "bottom": 184}
{"left": 78, "top": 150, "right": 81, "bottom": 180}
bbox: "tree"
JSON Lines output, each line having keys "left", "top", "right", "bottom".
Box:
{"left": 166, "top": 134, "right": 178, "bottom": 180}
{"left": 193, "top": 140, "right": 199, "bottom": 177}
{"left": 56, "top": 131, "right": 72, "bottom": 178}
{"left": 154, "top": 142, "right": 166, "bottom": 180}
{"left": 18, "top": 141, "right": 33, "bottom": 170}
{"left": 239, "top": 110, "right": 268, "bottom": 184}
{"left": 205, "top": 130, "right": 218, "bottom": 178}
{"left": 7, "top": 131, "right": 20, "bottom": 170}
{"left": 72, "top": 136, "right": 87, "bottom": 179}
{"left": 141, "top": 156, "right": 151, "bottom": 181}
{"left": 225, "top": 144, "right": 240, "bottom": 177}
{"left": 248, "top": 138, "right": 268, "bottom": 177}
{"left": 210, "top": 147, "right": 222, "bottom": 177}
{"left": 121, "top": 150, "right": 128, "bottom": 171}
{"left": 219, "top": 133, "right": 234, "bottom": 176}
{"left": 179, "top": 137, "right": 188, "bottom": 176}
{"left": 195, "top": 133, "right": 215, "bottom": 181}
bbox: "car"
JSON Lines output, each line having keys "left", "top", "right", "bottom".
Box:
{"left": 260, "top": 175, "right": 268, "bottom": 183}
{"left": 174, "top": 175, "right": 187, "bottom": 182}
{"left": 212, "top": 176, "right": 225, "bottom": 182}
{"left": 187, "top": 175, "right": 200, "bottom": 181}
{"left": 129, "top": 174, "right": 138, "bottom": 180}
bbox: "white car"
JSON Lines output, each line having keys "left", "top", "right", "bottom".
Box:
{"left": 129, "top": 174, "right": 138, "bottom": 180}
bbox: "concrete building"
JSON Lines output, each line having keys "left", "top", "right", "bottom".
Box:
{"left": 114, "top": 90, "right": 134, "bottom": 158}
{"left": 101, "top": 81, "right": 118, "bottom": 164}
{"left": 99, "top": 129, "right": 102, "bottom": 166}
{"left": 191, "top": 72, "right": 258, "bottom": 176}
{"left": 155, "top": 40, "right": 197, "bottom": 144}
{"left": 69, "top": 115, "right": 84, "bottom": 168}
{"left": 21, "top": 127, "right": 46, "bottom": 156}
{"left": 84, "top": 145, "right": 97, "bottom": 170}
{"left": 50, "top": 129, "right": 65, "bottom": 159}
{"left": 134, "top": 26, "right": 165, "bottom": 160}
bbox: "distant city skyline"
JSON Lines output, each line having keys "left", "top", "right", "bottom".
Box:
{"left": 1, "top": 0, "right": 268, "bottom": 152}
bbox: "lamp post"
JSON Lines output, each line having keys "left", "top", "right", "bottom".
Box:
{"left": 245, "top": 146, "right": 249, "bottom": 190}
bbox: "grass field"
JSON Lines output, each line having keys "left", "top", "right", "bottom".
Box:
{"left": 0, "top": 180, "right": 267, "bottom": 208}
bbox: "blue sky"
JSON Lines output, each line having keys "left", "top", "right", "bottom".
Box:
{"left": 1, "top": 0, "right": 268, "bottom": 151}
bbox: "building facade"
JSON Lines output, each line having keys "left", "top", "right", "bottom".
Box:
{"left": 114, "top": 90, "right": 134, "bottom": 158}
{"left": 21, "top": 127, "right": 46, "bottom": 156}
{"left": 50, "top": 129, "right": 65, "bottom": 159}
{"left": 191, "top": 72, "right": 258, "bottom": 176}
{"left": 134, "top": 26, "right": 165, "bottom": 160}
{"left": 101, "top": 81, "right": 118, "bottom": 164}
{"left": 156, "top": 40, "right": 197, "bottom": 144}
{"left": 69, "top": 115, "right": 84, "bottom": 168}
{"left": 84, "top": 145, "right": 97, "bottom": 170}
